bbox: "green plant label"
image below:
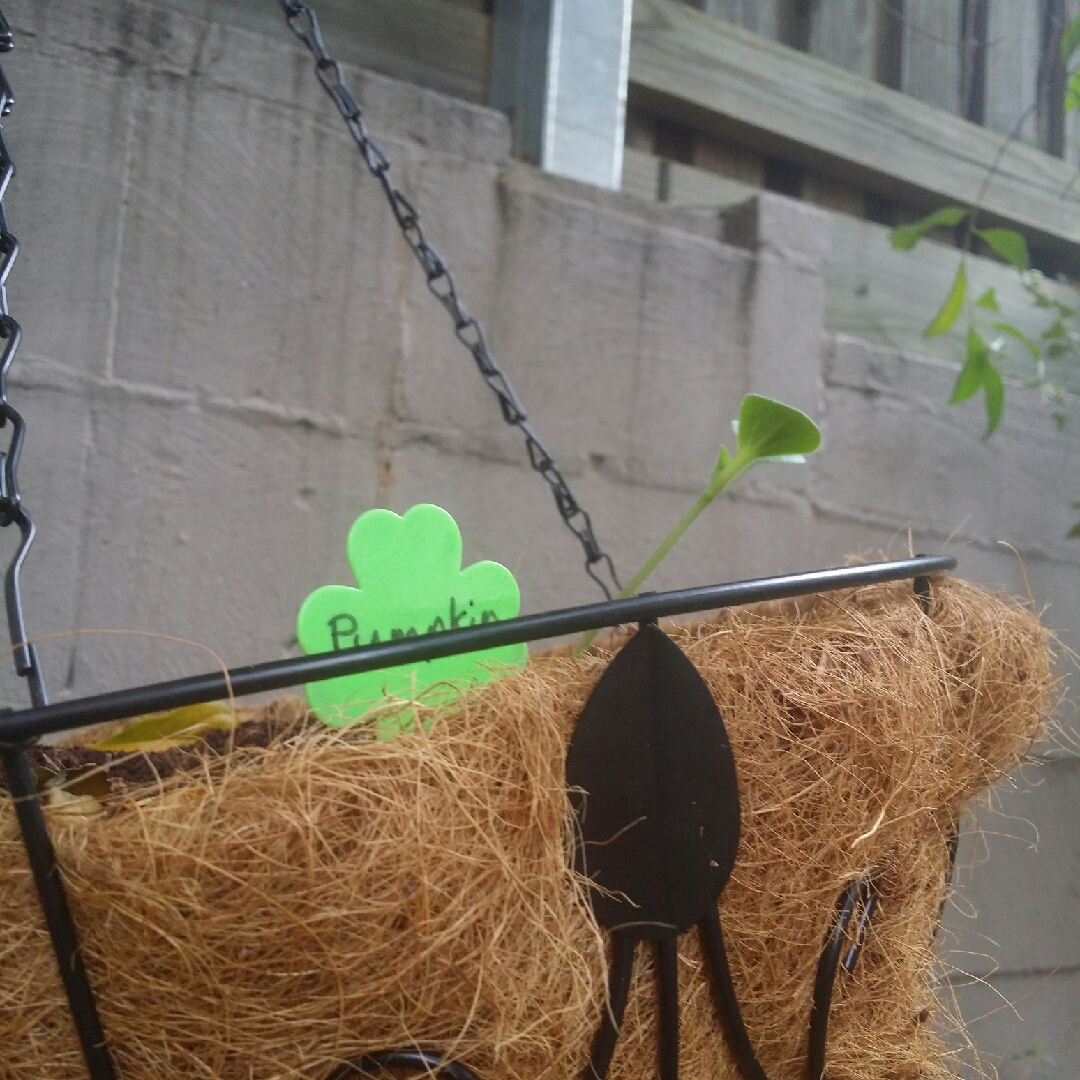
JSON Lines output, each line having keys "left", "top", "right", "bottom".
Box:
{"left": 297, "top": 504, "right": 527, "bottom": 730}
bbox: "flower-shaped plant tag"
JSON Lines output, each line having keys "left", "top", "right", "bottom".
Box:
{"left": 297, "top": 504, "right": 527, "bottom": 730}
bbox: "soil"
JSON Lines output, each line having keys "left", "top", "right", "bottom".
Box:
{"left": 0, "top": 711, "right": 304, "bottom": 799}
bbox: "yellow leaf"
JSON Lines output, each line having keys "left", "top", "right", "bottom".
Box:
{"left": 46, "top": 788, "right": 103, "bottom": 816}
{"left": 91, "top": 702, "right": 237, "bottom": 752}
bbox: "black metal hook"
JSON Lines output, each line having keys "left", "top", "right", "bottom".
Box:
{"left": 912, "top": 566, "right": 960, "bottom": 940}
{"left": 0, "top": 739, "right": 116, "bottom": 1080}
{"left": 326, "top": 1049, "right": 482, "bottom": 1080}
{"left": 913, "top": 576, "right": 931, "bottom": 615}
{"left": 933, "top": 825, "right": 960, "bottom": 937}
{"left": 587, "top": 933, "right": 637, "bottom": 1080}
{"left": 913, "top": 554, "right": 932, "bottom": 616}
{"left": 701, "top": 904, "right": 770, "bottom": 1080}
{"left": 807, "top": 873, "right": 879, "bottom": 1080}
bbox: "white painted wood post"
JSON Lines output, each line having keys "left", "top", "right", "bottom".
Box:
{"left": 489, "top": 0, "right": 634, "bottom": 190}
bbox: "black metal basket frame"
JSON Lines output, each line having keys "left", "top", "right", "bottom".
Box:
{"left": 0, "top": 553, "right": 955, "bottom": 1080}
{"left": 0, "top": 5, "right": 960, "bottom": 1077}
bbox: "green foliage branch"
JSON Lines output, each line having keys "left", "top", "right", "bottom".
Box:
{"left": 890, "top": 16, "right": 1080, "bottom": 537}
{"left": 890, "top": 209, "right": 1037, "bottom": 439}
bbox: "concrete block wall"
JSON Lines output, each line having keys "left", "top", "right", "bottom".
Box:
{"left": 2, "top": 1, "right": 1078, "bottom": 1076}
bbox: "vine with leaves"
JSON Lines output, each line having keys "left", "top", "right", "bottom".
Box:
{"left": 891, "top": 13, "right": 1080, "bottom": 540}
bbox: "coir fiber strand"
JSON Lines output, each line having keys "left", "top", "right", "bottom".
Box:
{"left": 0, "top": 577, "right": 1053, "bottom": 1080}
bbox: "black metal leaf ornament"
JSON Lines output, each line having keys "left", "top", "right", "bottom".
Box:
{"left": 567, "top": 622, "right": 770, "bottom": 1080}
{"left": 567, "top": 623, "right": 740, "bottom": 935}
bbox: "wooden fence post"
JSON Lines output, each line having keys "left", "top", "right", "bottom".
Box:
{"left": 490, "top": 0, "right": 634, "bottom": 189}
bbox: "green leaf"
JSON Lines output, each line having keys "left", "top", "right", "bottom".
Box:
{"left": 950, "top": 330, "right": 1004, "bottom": 436}
{"left": 1042, "top": 319, "right": 1068, "bottom": 340}
{"left": 976, "top": 287, "right": 1000, "bottom": 311}
{"left": 710, "top": 443, "right": 733, "bottom": 484}
{"left": 949, "top": 362, "right": 984, "bottom": 405}
{"left": 734, "top": 395, "right": 821, "bottom": 463}
{"left": 1053, "top": 411, "right": 1068, "bottom": 430}
{"left": 91, "top": 702, "right": 238, "bottom": 751}
{"left": 982, "top": 361, "right": 1004, "bottom": 437}
{"left": 1024, "top": 280, "right": 1055, "bottom": 308}
{"left": 990, "top": 321, "right": 1040, "bottom": 360}
{"left": 1067, "top": 69, "right": 1080, "bottom": 111}
{"left": 951, "top": 328, "right": 988, "bottom": 404}
{"left": 975, "top": 228, "right": 1029, "bottom": 270}
{"left": 728, "top": 420, "right": 805, "bottom": 464}
{"left": 1021, "top": 272, "right": 1074, "bottom": 316}
{"left": 924, "top": 262, "right": 967, "bottom": 338}
{"left": 889, "top": 207, "right": 968, "bottom": 250}
{"left": 1062, "top": 14, "right": 1080, "bottom": 63}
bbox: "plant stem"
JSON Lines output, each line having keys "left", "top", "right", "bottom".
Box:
{"left": 573, "top": 458, "right": 745, "bottom": 655}
{"left": 617, "top": 488, "right": 713, "bottom": 602}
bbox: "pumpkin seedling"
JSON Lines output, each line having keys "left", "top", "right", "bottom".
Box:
{"left": 575, "top": 394, "right": 820, "bottom": 653}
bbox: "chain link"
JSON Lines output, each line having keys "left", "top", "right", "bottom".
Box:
{"left": 278, "top": 0, "right": 621, "bottom": 599}
{"left": 0, "top": 9, "right": 46, "bottom": 711}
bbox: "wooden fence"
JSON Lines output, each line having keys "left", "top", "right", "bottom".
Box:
{"left": 684, "top": 0, "right": 1076, "bottom": 157}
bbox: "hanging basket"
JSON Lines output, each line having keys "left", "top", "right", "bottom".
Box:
{"left": 0, "top": 575, "right": 1052, "bottom": 1080}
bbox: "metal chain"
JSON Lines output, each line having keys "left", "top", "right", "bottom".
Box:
{"left": 277, "top": 1, "right": 622, "bottom": 599}
{"left": 0, "top": 6, "right": 46, "bottom": 711}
